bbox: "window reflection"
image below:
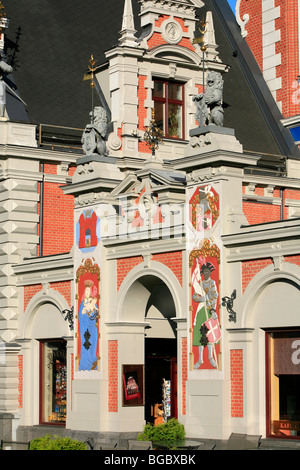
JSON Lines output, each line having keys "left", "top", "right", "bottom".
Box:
{"left": 267, "top": 331, "right": 300, "bottom": 439}
{"left": 153, "top": 79, "right": 184, "bottom": 140}
{"left": 40, "top": 340, "right": 67, "bottom": 425}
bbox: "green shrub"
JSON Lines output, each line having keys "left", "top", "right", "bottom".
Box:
{"left": 29, "top": 434, "right": 87, "bottom": 450}
{"left": 138, "top": 418, "right": 185, "bottom": 443}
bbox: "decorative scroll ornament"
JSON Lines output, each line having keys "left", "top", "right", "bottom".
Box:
{"left": 222, "top": 289, "right": 237, "bottom": 323}
{"left": 143, "top": 109, "right": 164, "bottom": 156}
{"left": 62, "top": 306, "right": 74, "bottom": 331}
{"left": 236, "top": 0, "right": 249, "bottom": 38}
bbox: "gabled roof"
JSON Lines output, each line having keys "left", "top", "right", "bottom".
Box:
{"left": 4, "top": 0, "right": 141, "bottom": 128}
{"left": 209, "top": 0, "right": 300, "bottom": 160}
{"left": 4, "top": 0, "right": 300, "bottom": 161}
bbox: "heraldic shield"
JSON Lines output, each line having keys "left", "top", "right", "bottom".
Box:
{"left": 204, "top": 317, "right": 221, "bottom": 344}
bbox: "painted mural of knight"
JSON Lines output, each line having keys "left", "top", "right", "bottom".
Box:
{"left": 192, "top": 258, "right": 221, "bottom": 369}
{"left": 188, "top": 183, "right": 221, "bottom": 371}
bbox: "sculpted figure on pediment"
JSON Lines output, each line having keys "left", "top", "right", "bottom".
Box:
{"left": 82, "top": 106, "right": 108, "bottom": 156}
{"left": 193, "top": 71, "right": 224, "bottom": 127}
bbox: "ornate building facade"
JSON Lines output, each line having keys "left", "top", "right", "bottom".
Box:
{"left": 0, "top": 0, "right": 299, "bottom": 444}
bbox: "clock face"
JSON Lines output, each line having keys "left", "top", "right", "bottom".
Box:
{"left": 162, "top": 20, "right": 183, "bottom": 44}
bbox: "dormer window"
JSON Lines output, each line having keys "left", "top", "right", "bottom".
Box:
{"left": 153, "top": 79, "right": 185, "bottom": 140}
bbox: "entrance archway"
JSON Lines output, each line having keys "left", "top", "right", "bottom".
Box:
{"left": 241, "top": 263, "right": 300, "bottom": 439}
{"left": 119, "top": 272, "right": 178, "bottom": 424}
{"left": 143, "top": 277, "right": 177, "bottom": 424}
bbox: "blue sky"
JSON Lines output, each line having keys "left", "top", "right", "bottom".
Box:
{"left": 227, "top": 0, "right": 236, "bottom": 12}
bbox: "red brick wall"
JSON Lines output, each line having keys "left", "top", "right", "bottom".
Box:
{"left": 275, "top": 0, "right": 300, "bottom": 118}
{"left": 147, "top": 15, "right": 196, "bottom": 52}
{"left": 117, "top": 256, "right": 144, "bottom": 290}
{"left": 240, "top": 0, "right": 263, "bottom": 70}
{"left": 18, "top": 355, "right": 23, "bottom": 409}
{"left": 284, "top": 255, "right": 300, "bottom": 267}
{"left": 138, "top": 75, "right": 151, "bottom": 154}
{"left": 241, "top": 0, "right": 300, "bottom": 118}
{"left": 38, "top": 163, "right": 74, "bottom": 257}
{"left": 108, "top": 340, "right": 118, "bottom": 413}
{"left": 117, "top": 252, "right": 183, "bottom": 290}
{"left": 153, "top": 252, "right": 183, "bottom": 286}
{"left": 42, "top": 181, "right": 74, "bottom": 256}
{"left": 242, "top": 187, "right": 300, "bottom": 224}
{"left": 230, "top": 349, "right": 243, "bottom": 418}
{"left": 70, "top": 352, "right": 74, "bottom": 411}
{"left": 242, "top": 201, "right": 281, "bottom": 225}
{"left": 181, "top": 337, "right": 188, "bottom": 416}
{"left": 242, "top": 259, "right": 273, "bottom": 293}
{"left": 24, "top": 281, "right": 72, "bottom": 312}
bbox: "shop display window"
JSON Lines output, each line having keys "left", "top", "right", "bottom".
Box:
{"left": 266, "top": 330, "right": 300, "bottom": 438}
{"left": 40, "top": 340, "right": 67, "bottom": 425}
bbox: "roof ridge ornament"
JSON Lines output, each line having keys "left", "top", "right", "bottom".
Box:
{"left": 119, "top": 0, "right": 138, "bottom": 47}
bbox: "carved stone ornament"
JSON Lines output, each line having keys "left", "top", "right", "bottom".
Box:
{"left": 81, "top": 106, "right": 108, "bottom": 156}
{"left": 162, "top": 19, "right": 183, "bottom": 44}
{"left": 193, "top": 71, "right": 224, "bottom": 127}
{"left": 236, "top": 0, "right": 249, "bottom": 38}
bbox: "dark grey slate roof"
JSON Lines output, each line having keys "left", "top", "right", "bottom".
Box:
{"left": 4, "top": 0, "right": 141, "bottom": 129}
{"left": 3, "top": 0, "right": 300, "bottom": 160}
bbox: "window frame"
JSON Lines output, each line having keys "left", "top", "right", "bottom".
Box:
{"left": 39, "top": 339, "right": 67, "bottom": 427}
{"left": 265, "top": 328, "right": 300, "bottom": 440}
{"left": 153, "top": 78, "right": 185, "bottom": 140}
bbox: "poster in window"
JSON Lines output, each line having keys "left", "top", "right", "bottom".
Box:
{"left": 122, "top": 365, "right": 144, "bottom": 406}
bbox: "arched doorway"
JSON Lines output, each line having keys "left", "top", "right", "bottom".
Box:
{"left": 242, "top": 266, "right": 300, "bottom": 440}
{"left": 143, "top": 277, "right": 177, "bottom": 424}
{"left": 119, "top": 272, "right": 179, "bottom": 424}
{"left": 19, "top": 288, "right": 72, "bottom": 428}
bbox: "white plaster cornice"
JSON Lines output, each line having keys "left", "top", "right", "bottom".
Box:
{"left": 222, "top": 218, "right": 300, "bottom": 262}
{"left": 13, "top": 252, "right": 73, "bottom": 286}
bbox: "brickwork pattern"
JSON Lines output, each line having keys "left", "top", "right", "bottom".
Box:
{"left": 138, "top": 75, "right": 151, "bottom": 154}
{"left": 243, "top": 186, "right": 300, "bottom": 223}
{"left": 242, "top": 258, "right": 273, "bottom": 293}
{"left": 117, "top": 256, "right": 144, "bottom": 290}
{"left": 71, "top": 353, "right": 74, "bottom": 411}
{"left": 24, "top": 281, "right": 72, "bottom": 312}
{"left": 243, "top": 200, "right": 281, "bottom": 225}
{"left": 284, "top": 254, "right": 300, "bottom": 266}
{"left": 117, "top": 252, "right": 183, "bottom": 290}
{"left": 18, "top": 355, "right": 23, "bottom": 409}
{"left": 181, "top": 337, "right": 188, "bottom": 415}
{"left": 147, "top": 15, "right": 195, "bottom": 52}
{"left": 230, "top": 349, "right": 243, "bottom": 418}
{"left": 240, "top": 0, "right": 263, "bottom": 69}
{"left": 42, "top": 181, "right": 74, "bottom": 256}
{"left": 275, "top": 0, "right": 300, "bottom": 118}
{"left": 108, "top": 340, "right": 118, "bottom": 413}
{"left": 152, "top": 252, "right": 183, "bottom": 286}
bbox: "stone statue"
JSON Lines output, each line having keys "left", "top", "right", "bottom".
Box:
{"left": 193, "top": 71, "right": 224, "bottom": 127}
{"left": 0, "top": 54, "right": 13, "bottom": 117}
{"left": 81, "top": 106, "right": 108, "bottom": 156}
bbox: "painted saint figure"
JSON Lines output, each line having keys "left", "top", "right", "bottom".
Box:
{"left": 78, "top": 279, "right": 99, "bottom": 371}
{"left": 192, "top": 260, "right": 220, "bottom": 369}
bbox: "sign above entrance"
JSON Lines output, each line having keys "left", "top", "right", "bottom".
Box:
{"left": 274, "top": 337, "right": 300, "bottom": 375}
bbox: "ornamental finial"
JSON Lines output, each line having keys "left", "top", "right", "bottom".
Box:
{"left": 143, "top": 109, "right": 164, "bottom": 156}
